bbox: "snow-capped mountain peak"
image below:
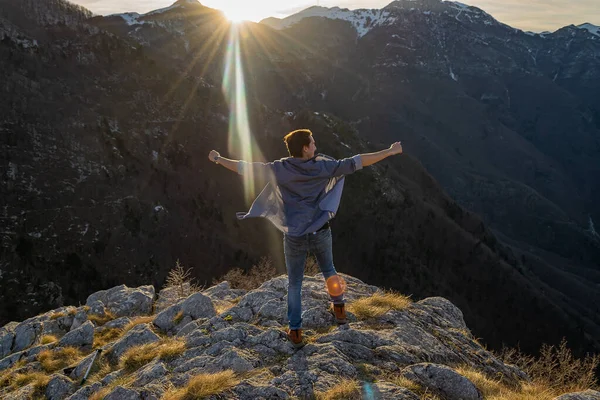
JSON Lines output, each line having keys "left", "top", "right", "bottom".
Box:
{"left": 578, "top": 23, "right": 600, "bottom": 37}
{"left": 108, "top": 0, "right": 202, "bottom": 25}
{"left": 260, "top": 5, "right": 397, "bottom": 37}
{"left": 261, "top": 0, "right": 501, "bottom": 38}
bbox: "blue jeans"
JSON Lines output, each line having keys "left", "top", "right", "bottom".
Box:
{"left": 283, "top": 227, "right": 344, "bottom": 330}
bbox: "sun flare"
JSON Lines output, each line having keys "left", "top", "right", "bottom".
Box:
{"left": 221, "top": 7, "right": 247, "bottom": 22}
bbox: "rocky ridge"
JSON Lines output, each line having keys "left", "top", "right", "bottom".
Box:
{"left": 1, "top": 275, "right": 598, "bottom": 399}
{"left": 2, "top": 0, "right": 600, "bottom": 366}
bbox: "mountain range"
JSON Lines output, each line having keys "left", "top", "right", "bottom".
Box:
{"left": 1, "top": 0, "right": 599, "bottom": 360}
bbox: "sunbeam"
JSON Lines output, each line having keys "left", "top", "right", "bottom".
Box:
{"left": 222, "top": 24, "right": 267, "bottom": 204}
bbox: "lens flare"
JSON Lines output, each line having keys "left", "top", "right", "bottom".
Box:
{"left": 222, "top": 24, "right": 265, "bottom": 204}
{"left": 326, "top": 275, "right": 347, "bottom": 297}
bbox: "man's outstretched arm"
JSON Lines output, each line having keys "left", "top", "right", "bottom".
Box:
{"left": 208, "top": 150, "right": 274, "bottom": 179}
{"left": 360, "top": 141, "right": 403, "bottom": 167}
{"left": 208, "top": 150, "right": 239, "bottom": 173}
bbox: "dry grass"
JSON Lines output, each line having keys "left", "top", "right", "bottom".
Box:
{"left": 315, "top": 379, "right": 361, "bottom": 400}
{"left": 162, "top": 370, "right": 240, "bottom": 400}
{"left": 38, "top": 346, "right": 85, "bottom": 373}
{"left": 88, "top": 310, "right": 116, "bottom": 326}
{"left": 119, "top": 337, "right": 186, "bottom": 372}
{"left": 497, "top": 339, "right": 599, "bottom": 394}
{"left": 122, "top": 315, "right": 155, "bottom": 333}
{"left": 10, "top": 371, "right": 51, "bottom": 396}
{"left": 39, "top": 334, "right": 58, "bottom": 345}
{"left": 0, "top": 360, "right": 26, "bottom": 389}
{"left": 85, "top": 357, "right": 113, "bottom": 384}
{"left": 456, "top": 339, "right": 599, "bottom": 400}
{"left": 214, "top": 300, "right": 238, "bottom": 315}
{"left": 173, "top": 310, "right": 185, "bottom": 325}
{"left": 88, "top": 375, "right": 135, "bottom": 400}
{"left": 92, "top": 315, "right": 156, "bottom": 349}
{"left": 348, "top": 291, "right": 412, "bottom": 320}
{"left": 50, "top": 307, "right": 77, "bottom": 320}
{"left": 456, "top": 366, "right": 560, "bottom": 400}
{"left": 93, "top": 327, "right": 123, "bottom": 348}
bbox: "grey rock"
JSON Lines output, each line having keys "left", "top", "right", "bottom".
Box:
{"left": 23, "top": 344, "right": 54, "bottom": 363}
{"left": 369, "top": 381, "right": 420, "bottom": 400}
{"left": 155, "top": 284, "right": 192, "bottom": 313}
{"left": 202, "top": 281, "right": 246, "bottom": 302}
{"left": 70, "top": 310, "right": 88, "bottom": 331}
{"left": 255, "top": 299, "right": 286, "bottom": 323}
{"left": 13, "top": 320, "right": 43, "bottom": 352}
{"left": 88, "top": 300, "right": 107, "bottom": 317}
{"left": 180, "top": 292, "right": 216, "bottom": 320}
{"left": 69, "top": 350, "right": 102, "bottom": 380}
{"left": 271, "top": 370, "right": 319, "bottom": 399}
{"left": 4, "top": 384, "right": 35, "bottom": 399}
{"left": 212, "top": 348, "right": 258, "bottom": 373}
{"left": 182, "top": 329, "right": 212, "bottom": 348}
{"left": 104, "top": 386, "right": 142, "bottom": 400}
{"left": 402, "top": 363, "right": 483, "bottom": 400}
{"left": 0, "top": 349, "right": 25, "bottom": 370}
{"left": 87, "top": 285, "right": 155, "bottom": 318}
{"left": 46, "top": 374, "right": 75, "bottom": 400}
{"left": 316, "top": 328, "right": 394, "bottom": 348}
{"left": 238, "top": 289, "right": 283, "bottom": 314}
{"left": 221, "top": 305, "right": 253, "bottom": 322}
{"left": 554, "top": 390, "right": 600, "bottom": 400}
{"left": 0, "top": 323, "right": 16, "bottom": 358}
{"left": 248, "top": 328, "right": 295, "bottom": 354}
{"left": 258, "top": 276, "right": 288, "bottom": 293}
{"left": 54, "top": 313, "right": 76, "bottom": 333}
{"left": 175, "top": 319, "right": 204, "bottom": 336}
{"left": 42, "top": 319, "right": 67, "bottom": 337}
{"left": 59, "top": 321, "right": 94, "bottom": 348}
{"left": 66, "top": 382, "right": 102, "bottom": 400}
{"left": 212, "top": 324, "right": 261, "bottom": 343}
{"left": 415, "top": 297, "right": 468, "bottom": 330}
{"left": 101, "top": 370, "right": 124, "bottom": 386}
{"left": 106, "top": 324, "right": 161, "bottom": 363}
{"left": 232, "top": 382, "right": 290, "bottom": 399}
{"left": 132, "top": 361, "right": 167, "bottom": 387}
{"left": 301, "top": 306, "right": 334, "bottom": 328}
{"left": 153, "top": 302, "right": 183, "bottom": 332}
{"left": 303, "top": 344, "right": 357, "bottom": 377}
{"left": 103, "top": 316, "right": 132, "bottom": 330}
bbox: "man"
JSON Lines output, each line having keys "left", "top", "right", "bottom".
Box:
{"left": 208, "top": 129, "right": 403, "bottom": 348}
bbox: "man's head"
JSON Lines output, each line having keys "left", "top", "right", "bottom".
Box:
{"left": 283, "top": 129, "right": 317, "bottom": 159}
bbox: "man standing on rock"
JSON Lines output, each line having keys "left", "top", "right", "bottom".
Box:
{"left": 209, "top": 129, "right": 403, "bottom": 348}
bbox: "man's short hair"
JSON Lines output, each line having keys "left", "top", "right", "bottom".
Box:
{"left": 283, "top": 129, "right": 312, "bottom": 158}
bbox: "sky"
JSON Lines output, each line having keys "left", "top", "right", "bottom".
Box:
{"left": 71, "top": 0, "right": 600, "bottom": 32}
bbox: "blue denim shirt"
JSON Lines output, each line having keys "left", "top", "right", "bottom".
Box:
{"left": 236, "top": 153, "right": 363, "bottom": 237}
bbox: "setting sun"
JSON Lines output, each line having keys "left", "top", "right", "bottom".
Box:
{"left": 202, "top": 0, "right": 298, "bottom": 23}
{"left": 219, "top": 6, "right": 247, "bottom": 22}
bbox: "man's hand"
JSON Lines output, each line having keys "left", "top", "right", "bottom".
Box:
{"left": 389, "top": 141, "right": 403, "bottom": 155}
{"left": 208, "top": 150, "right": 220, "bottom": 163}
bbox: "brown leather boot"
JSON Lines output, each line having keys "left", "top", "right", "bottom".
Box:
{"left": 286, "top": 328, "right": 306, "bottom": 349}
{"left": 330, "top": 303, "right": 348, "bottom": 325}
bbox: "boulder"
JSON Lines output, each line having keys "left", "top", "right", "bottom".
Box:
{"left": 401, "top": 363, "right": 483, "bottom": 400}
{"left": 554, "top": 390, "right": 600, "bottom": 400}
{"left": 86, "top": 285, "right": 155, "bottom": 318}
{"left": 46, "top": 374, "right": 75, "bottom": 400}
{"left": 106, "top": 324, "right": 160, "bottom": 363}
{"left": 58, "top": 321, "right": 94, "bottom": 348}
